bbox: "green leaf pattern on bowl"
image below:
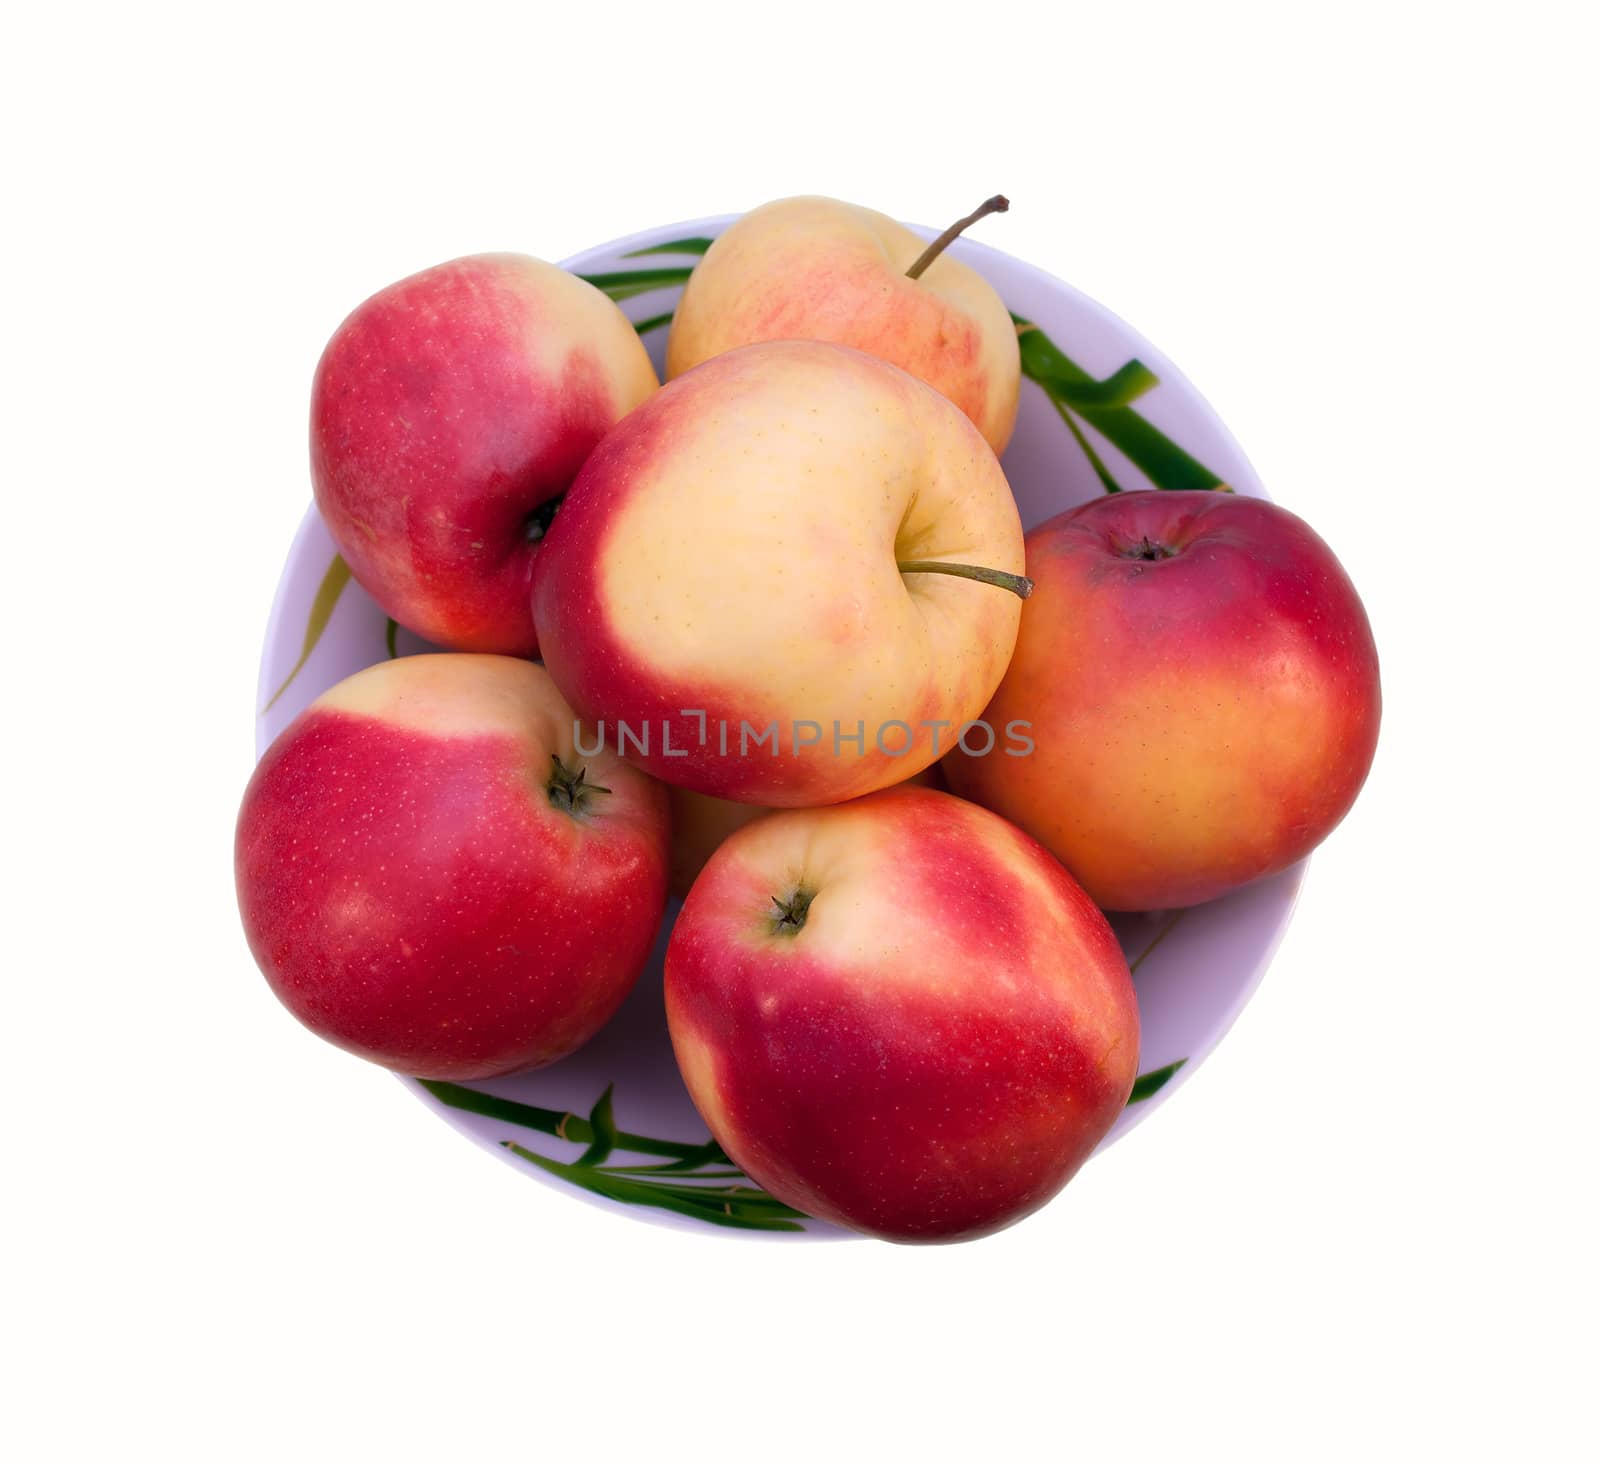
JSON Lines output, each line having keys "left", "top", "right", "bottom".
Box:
{"left": 261, "top": 553, "right": 351, "bottom": 713}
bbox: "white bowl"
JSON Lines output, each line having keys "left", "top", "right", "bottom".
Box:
{"left": 255, "top": 215, "right": 1303, "bottom": 1239}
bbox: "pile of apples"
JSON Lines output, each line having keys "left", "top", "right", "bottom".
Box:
{"left": 236, "top": 196, "right": 1381, "bottom": 1243}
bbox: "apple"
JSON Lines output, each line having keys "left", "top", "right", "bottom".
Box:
{"left": 945, "top": 490, "right": 1381, "bottom": 911}
{"left": 235, "top": 654, "right": 669, "bottom": 1079}
{"left": 665, "top": 786, "right": 1140, "bottom": 1242}
{"left": 311, "top": 253, "right": 658, "bottom": 656}
{"left": 666, "top": 195, "right": 1020, "bottom": 455}
{"left": 666, "top": 787, "right": 766, "bottom": 904}
{"left": 666, "top": 763, "right": 948, "bottom": 900}
{"left": 531, "top": 339, "right": 1029, "bottom": 808}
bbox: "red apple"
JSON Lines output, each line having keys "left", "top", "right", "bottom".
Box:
{"left": 665, "top": 786, "right": 1139, "bottom": 1242}
{"left": 945, "top": 490, "right": 1381, "bottom": 910}
{"left": 311, "top": 253, "right": 657, "bottom": 656}
{"left": 235, "top": 655, "right": 669, "bottom": 1079}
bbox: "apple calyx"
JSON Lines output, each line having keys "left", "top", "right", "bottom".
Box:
{"left": 769, "top": 888, "right": 815, "bottom": 936}
{"left": 525, "top": 494, "right": 566, "bottom": 543}
{"left": 1121, "top": 536, "right": 1177, "bottom": 562}
{"left": 897, "top": 559, "right": 1033, "bottom": 600}
{"left": 905, "top": 194, "right": 1011, "bottom": 281}
{"left": 547, "top": 754, "right": 611, "bottom": 816}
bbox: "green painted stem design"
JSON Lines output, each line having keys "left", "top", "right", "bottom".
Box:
{"left": 418, "top": 1079, "right": 807, "bottom": 1231}
{"left": 1014, "top": 319, "right": 1228, "bottom": 492}
{"left": 504, "top": 1144, "right": 809, "bottom": 1230}
{"left": 1035, "top": 355, "right": 1161, "bottom": 410}
{"left": 1129, "top": 909, "right": 1186, "bottom": 976}
{"left": 1127, "top": 1059, "right": 1187, "bottom": 1104}
{"left": 1050, "top": 395, "right": 1126, "bottom": 495}
{"left": 580, "top": 265, "right": 696, "bottom": 304}
{"left": 624, "top": 237, "right": 715, "bottom": 258}
{"left": 261, "top": 553, "right": 351, "bottom": 714}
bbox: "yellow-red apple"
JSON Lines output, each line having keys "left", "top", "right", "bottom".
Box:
{"left": 312, "top": 254, "right": 657, "bottom": 655}
{"left": 235, "top": 655, "right": 669, "bottom": 1079}
{"left": 666, "top": 788, "right": 765, "bottom": 904}
{"left": 667, "top": 196, "right": 1020, "bottom": 454}
{"left": 945, "top": 491, "right": 1381, "bottom": 911}
{"left": 666, "top": 763, "right": 948, "bottom": 900}
{"left": 531, "top": 340, "right": 1028, "bottom": 807}
{"left": 665, "top": 786, "right": 1139, "bottom": 1242}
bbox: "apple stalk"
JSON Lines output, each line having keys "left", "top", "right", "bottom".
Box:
{"left": 905, "top": 194, "right": 1010, "bottom": 281}
{"left": 897, "top": 559, "right": 1033, "bottom": 599}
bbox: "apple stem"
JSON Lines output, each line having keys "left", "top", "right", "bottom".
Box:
{"left": 905, "top": 194, "right": 1010, "bottom": 280}
{"left": 547, "top": 754, "right": 611, "bottom": 815}
{"left": 897, "top": 559, "right": 1033, "bottom": 600}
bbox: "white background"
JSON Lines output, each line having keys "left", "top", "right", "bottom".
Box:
{"left": 5, "top": 2, "right": 1594, "bottom": 1461}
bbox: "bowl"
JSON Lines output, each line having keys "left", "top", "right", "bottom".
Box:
{"left": 254, "top": 215, "right": 1304, "bottom": 1239}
